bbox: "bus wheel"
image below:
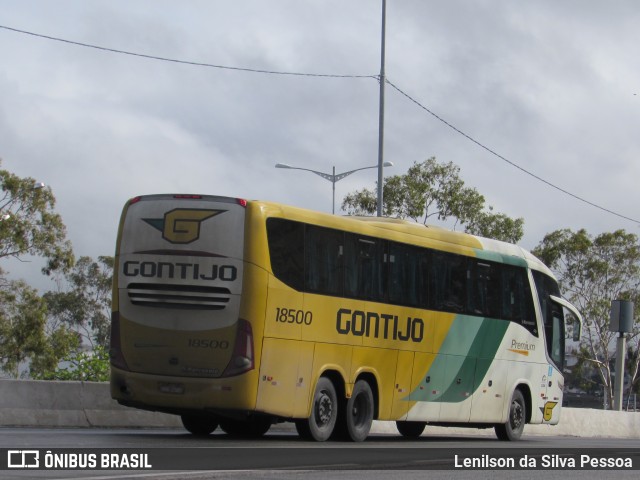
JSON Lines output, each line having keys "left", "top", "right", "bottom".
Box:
{"left": 220, "top": 417, "right": 272, "bottom": 438}
{"left": 298, "top": 377, "right": 338, "bottom": 442}
{"left": 495, "top": 389, "right": 526, "bottom": 441}
{"left": 181, "top": 414, "right": 219, "bottom": 436}
{"left": 346, "top": 380, "right": 374, "bottom": 442}
{"left": 396, "top": 421, "right": 426, "bottom": 438}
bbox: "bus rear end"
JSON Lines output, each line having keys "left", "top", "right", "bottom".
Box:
{"left": 110, "top": 194, "right": 262, "bottom": 430}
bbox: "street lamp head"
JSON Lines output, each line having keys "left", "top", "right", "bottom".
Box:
{"left": 275, "top": 163, "right": 292, "bottom": 169}
{"left": 383, "top": 161, "right": 393, "bottom": 167}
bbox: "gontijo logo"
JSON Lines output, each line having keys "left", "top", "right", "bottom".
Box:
{"left": 143, "top": 209, "right": 224, "bottom": 244}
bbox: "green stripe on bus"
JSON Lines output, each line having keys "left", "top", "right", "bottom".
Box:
{"left": 405, "top": 316, "right": 509, "bottom": 403}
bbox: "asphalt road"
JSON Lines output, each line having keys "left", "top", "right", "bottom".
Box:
{"left": 1, "top": 427, "right": 639, "bottom": 479}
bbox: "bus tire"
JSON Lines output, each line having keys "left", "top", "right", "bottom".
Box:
{"left": 495, "top": 389, "right": 526, "bottom": 441}
{"left": 299, "top": 376, "right": 338, "bottom": 442}
{"left": 345, "top": 380, "right": 374, "bottom": 442}
{"left": 181, "top": 414, "right": 219, "bottom": 436}
{"left": 396, "top": 421, "right": 426, "bottom": 438}
{"left": 220, "top": 417, "right": 272, "bottom": 438}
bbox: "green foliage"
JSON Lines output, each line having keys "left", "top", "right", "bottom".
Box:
{"left": 32, "top": 345, "right": 110, "bottom": 382}
{"left": 0, "top": 159, "right": 74, "bottom": 277}
{"left": 44, "top": 256, "right": 114, "bottom": 349}
{"left": 532, "top": 229, "right": 640, "bottom": 406}
{"left": 341, "top": 157, "right": 524, "bottom": 243}
{"left": 0, "top": 280, "right": 80, "bottom": 379}
{"left": 0, "top": 162, "right": 114, "bottom": 380}
{"left": 0, "top": 281, "right": 48, "bottom": 377}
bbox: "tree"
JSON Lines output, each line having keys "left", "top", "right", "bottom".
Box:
{"left": 0, "top": 280, "right": 77, "bottom": 378}
{"left": 43, "top": 256, "right": 113, "bottom": 349}
{"left": 532, "top": 229, "right": 640, "bottom": 407}
{"left": 0, "top": 159, "right": 74, "bottom": 279}
{"left": 0, "top": 280, "right": 47, "bottom": 377}
{"left": 341, "top": 158, "right": 524, "bottom": 243}
{"left": 32, "top": 345, "right": 109, "bottom": 382}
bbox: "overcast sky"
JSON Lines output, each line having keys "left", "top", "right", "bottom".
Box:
{"left": 1, "top": 0, "right": 639, "bottom": 289}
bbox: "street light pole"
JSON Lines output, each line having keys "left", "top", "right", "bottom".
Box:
{"left": 376, "top": 0, "right": 387, "bottom": 217}
{"left": 275, "top": 162, "right": 393, "bottom": 214}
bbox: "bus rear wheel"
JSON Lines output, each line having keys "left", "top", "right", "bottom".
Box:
{"left": 346, "top": 380, "right": 374, "bottom": 442}
{"left": 495, "top": 389, "right": 526, "bottom": 441}
{"left": 396, "top": 421, "right": 426, "bottom": 438}
{"left": 181, "top": 414, "right": 219, "bottom": 436}
{"left": 296, "top": 376, "right": 338, "bottom": 441}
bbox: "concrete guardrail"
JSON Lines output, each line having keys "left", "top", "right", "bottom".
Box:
{"left": 0, "top": 380, "right": 638, "bottom": 438}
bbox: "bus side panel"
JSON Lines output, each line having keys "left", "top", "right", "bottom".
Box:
{"left": 350, "top": 347, "right": 398, "bottom": 420}
{"left": 437, "top": 354, "right": 475, "bottom": 422}
{"left": 303, "top": 295, "right": 364, "bottom": 347}
{"left": 519, "top": 362, "right": 562, "bottom": 425}
{"left": 503, "top": 366, "right": 538, "bottom": 425}
{"left": 263, "top": 275, "right": 304, "bottom": 341}
{"left": 470, "top": 358, "right": 508, "bottom": 423}
{"left": 255, "top": 338, "right": 313, "bottom": 418}
{"left": 543, "top": 364, "right": 563, "bottom": 424}
{"left": 406, "top": 352, "right": 441, "bottom": 421}
{"left": 310, "top": 343, "right": 352, "bottom": 406}
{"left": 390, "top": 350, "right": 414, "bottom": 420}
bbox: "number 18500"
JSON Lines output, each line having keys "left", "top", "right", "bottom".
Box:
{"left": 275, "top": 307, "right": 313, "bottom": 325}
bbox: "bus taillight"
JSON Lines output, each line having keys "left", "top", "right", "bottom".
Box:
{"left": 221, "top": 319, "right": 254, "bottom": 377}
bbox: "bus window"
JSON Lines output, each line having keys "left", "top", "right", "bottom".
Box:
{"left": 467, "top": 260, "right": 500, "bottom": 318}
{"left": 501, "top": 265, "right": 537, "bottom": 335}
{"left": 344, "top": 234, "right": 385, "bottom": 302}
{"left": 533, "top": 270, "right": 565, "bottom": 368}
{"left": 305, "top": 225, "right": 344, "bottom": 296}
{"left": 389, "top": 242, "right": 429, "bottom": 308}
{"left": 430, "top": 252, "right": 466, "bottom": 313}
{"left": 266, "top": 218, "right": 304, "bottom": 291}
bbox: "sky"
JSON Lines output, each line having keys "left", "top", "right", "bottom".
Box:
{"left": 1, "top": 0, "right": 639, "bottom": 290}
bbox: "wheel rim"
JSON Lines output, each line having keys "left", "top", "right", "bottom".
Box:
{"left": 510, "top": 400, "right": 523, "bottom": 430}
{"left": 316, "top": 390, "right": 333, "bottom": 427}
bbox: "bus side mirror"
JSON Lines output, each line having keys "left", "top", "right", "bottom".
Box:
{"left": 550, "top": 295, "right": 583, "bottom": 343}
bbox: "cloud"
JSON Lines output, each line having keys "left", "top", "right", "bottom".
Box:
{"left": 1, "top": 0, "right": 639, "bottom": 289}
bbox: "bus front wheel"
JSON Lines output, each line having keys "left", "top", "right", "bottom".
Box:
{"left": 181, "top": 414, "right": 219, "bottom": 436}
{"left": 495, "top": 389, "right": 526, "bottom": 441}
{"left": 296, "top": 376, "right": 338, "bottom": 441}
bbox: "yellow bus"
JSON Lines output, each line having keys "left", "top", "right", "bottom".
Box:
{"left": 110, "top": 194, "right": 582, "bottom": 441}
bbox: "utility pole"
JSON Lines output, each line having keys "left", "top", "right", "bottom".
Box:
{"left": 376, "top": 0, "right": 386, "bottom": 217}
